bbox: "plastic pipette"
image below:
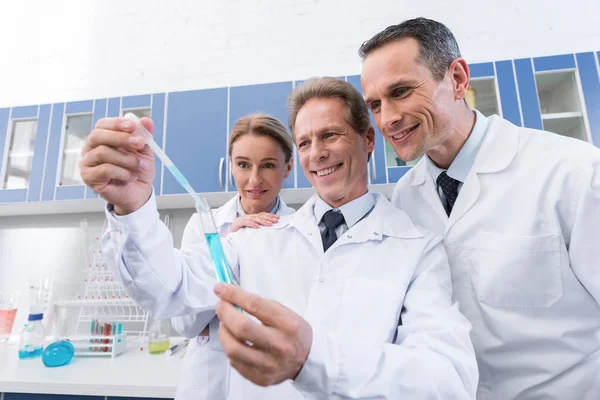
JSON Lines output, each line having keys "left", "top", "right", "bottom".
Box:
{"left": 124, "top": 113, "right": 236, "bottom": 288}
{"left": 124, "top": 113, "right": 208, "bottom": 213}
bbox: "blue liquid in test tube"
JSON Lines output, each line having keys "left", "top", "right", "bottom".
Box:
{"left": 205, "top": 233, "right": 235, "bottom": 284}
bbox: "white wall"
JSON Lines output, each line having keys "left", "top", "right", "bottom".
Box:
{"left": 0, "top": 0, "right": 598, "bottom": 332}
{"left": 0, "top": 209, "right": 195, "bottom": 333}
{"left": 0, "top": 0, "right": 598, "bottom": 107}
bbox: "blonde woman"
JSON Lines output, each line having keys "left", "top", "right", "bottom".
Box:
{"left": 172, "top": 114, "right": 295, "bottom": 400}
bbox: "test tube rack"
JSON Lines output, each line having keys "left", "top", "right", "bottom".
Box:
{"left": 52, "top": 219, "right": 151, "bottom": 350}
{"left": 66, "top": 333, "right": 127, "bottom": 358}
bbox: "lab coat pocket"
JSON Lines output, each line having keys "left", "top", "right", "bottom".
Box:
{"left": 469, "top": 232, "right": 563, "bottom": 308}
{"left": 337, "top": 279, "right": 402, "bottom": 344}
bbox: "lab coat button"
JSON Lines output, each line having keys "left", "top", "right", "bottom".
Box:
{"left": 347, "top": 234, "right": 352, "bottom": 239}
{"left": 373, "top": 231, "right": 379, "bottom": 235}
{"left": 319, "top": 277, "right": 324, "bottom": 283}
{"left": 307, "top": 232, "right": 312, "bottom": 236}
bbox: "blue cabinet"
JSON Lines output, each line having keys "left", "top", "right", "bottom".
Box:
{"left": 229, "top": 81, "right": 295, "bottom": 190}
{"left": 0, "top": 104, "right": 50, "bottom": 202}
{"left": 1, "top": 51, "right": 599, "bottom": 209}
{"left": 163, "top": 88, "right": 228, "bottom": 195}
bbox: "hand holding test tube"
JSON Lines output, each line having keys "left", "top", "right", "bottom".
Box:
{"left": 124, "top": 113, "right": 238, "bottom": 290}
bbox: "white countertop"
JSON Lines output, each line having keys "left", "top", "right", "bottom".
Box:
{"left": 0, "top": 336, "right": 184, "bottom": 398}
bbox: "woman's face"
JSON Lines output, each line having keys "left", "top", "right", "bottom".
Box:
{"left": 230, "top": 133, "right": 292, "bottom": 214}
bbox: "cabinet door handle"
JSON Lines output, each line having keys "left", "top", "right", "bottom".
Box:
{"left": 370, "top": 150, "right": 377, "bottom": 181}
{"left": 218, "top": 157, "right": 225, "bottom": 188}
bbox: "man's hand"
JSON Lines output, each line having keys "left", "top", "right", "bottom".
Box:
{"left": 80, "top": 117, "right": 155, "bottom": 214}
{"left": 214, "top": 283, "right": 312, "bottom": 387}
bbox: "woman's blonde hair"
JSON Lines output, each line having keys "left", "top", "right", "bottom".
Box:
{"left": 229, "top": 114, "right": 293, "bottom": 163}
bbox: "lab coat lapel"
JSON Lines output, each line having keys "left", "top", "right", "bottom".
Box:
{"left": 411, "top": 160, "right": 449, "bottom": 224}
{"left": 212, "top": 194, "right": 238, "bottom": 227}
{"left": 285, "top": 195, "right": 324, "bottom": 254}
{"left": 446, "top": 169, "right": 480, "bottom": 233}
{"left": 446, "top": 115, "right": 519, "bottom": 233}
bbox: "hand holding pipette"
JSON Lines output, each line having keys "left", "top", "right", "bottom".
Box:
{"left": 80, "top": 117, "right": 154, "bottom": 215}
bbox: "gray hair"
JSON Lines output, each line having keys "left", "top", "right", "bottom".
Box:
{"left": 359, "top": 17, "right": 461, "bottom": 81}
{"left": 287, "top": 77, "right": 371, "bottom": 138}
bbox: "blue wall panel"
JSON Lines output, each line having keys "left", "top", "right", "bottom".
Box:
{"left": 576, "top": 52, "right": 600, "bottom": 147}
{"left": 41, "top": 103, "right": 65, "bottom": 201}
{"left": 495, "top": 60, "right": 522, "bottom": 126}
{"left": 514, "top": 58, "right": 543, "bottom": 130}
{"left": 0, "top": 188, "right": 27, "bottom": 202}
{"left": 27, "top": 104, "right": 52, "bottom": 201}
{"left": 533, "top": 54, "right": 576, "bottom": 72}
{"left": 229, "top": 82, "right": 295, "bottom": 189}
{"left": 55, "top": 185, "right": 86, "bottom": 200}
{"left": 469, "top": 62, "right": 495, "bottom": 78}
{"left": 65, "top": 100, "right": 93, "bottom": 114}
{"left": 164, "top": 88, "right": 228, "bottom": 194}
{"left": 122, "top": 94, "right": 152, "bottom": 110}
{"left": 107, "top": 97, "right": 121, "bottom": 118}
{"left": 10, "top": 105, "right": 38, "bottom": 119}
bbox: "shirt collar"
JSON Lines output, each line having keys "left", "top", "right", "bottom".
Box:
{"left": 426, "top": 109, "right": 489, "bottom": 183}
{"left": 313, "top": 191, "right": 375, "bottom": 229}
{"left": 236, "top": 195, "right": 281, "bottom": 217}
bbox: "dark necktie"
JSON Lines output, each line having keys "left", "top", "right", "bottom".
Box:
{"left": 436, "top": 171, "right": 460, "bottom": 216}
{"left": 321, "top": 210, "right": 345, "bottom": 252}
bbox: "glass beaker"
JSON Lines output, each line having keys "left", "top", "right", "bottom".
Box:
{"left": 29, "top": 277, "right": 52, "bottom": 315}
{"left": 0, "top": 291, "right": 19, "bottom": 344}
{"left": 148, "top": 319, "right": 170, "bottom": 354}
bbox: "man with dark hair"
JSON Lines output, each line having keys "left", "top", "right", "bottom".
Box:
{"left": 361, "top": 16, "right": 600, "bottom": 400}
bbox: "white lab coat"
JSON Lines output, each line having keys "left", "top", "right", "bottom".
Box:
{"left": 392, "top": 115, "right": 600, "bottom": 400}
{"left": 171, "top": 194, "right": 295, "bottom": 400}
{"left": 102, "top": 192, "right": 478, "bottom": 400}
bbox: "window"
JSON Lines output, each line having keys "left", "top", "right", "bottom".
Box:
{"left": 535, "top": 71, "right": 589, "bottom": 142}
{"left": 60, "top": 114, "right": 93, "bottom": 186}
{"left": 467, "top": 77, "right": 500, "bottom": 117}
{"left": 121, "top": 108, "right": 151, "bottom": 119}
{"left": 3, "top": 119, "right": 37, "bottom": 189}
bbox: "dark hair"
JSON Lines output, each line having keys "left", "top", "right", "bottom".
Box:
{"left": 359, "top": 17, "right": 461, "bottom": 81}
{"left": 287, "top": 77, "right": 371, "bottom": 138}
{"left": 229, "top": 114, "right": 293, "bottom": 163}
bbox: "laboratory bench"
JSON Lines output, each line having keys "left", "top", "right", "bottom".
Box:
{"left": 0, "top": 336, "right": 184, "bottom": 400}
